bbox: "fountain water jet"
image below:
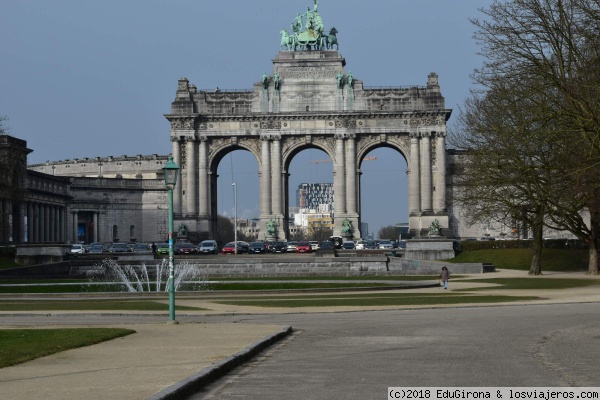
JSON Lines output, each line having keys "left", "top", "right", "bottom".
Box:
{"left": 87, "top": 259, "right": 207, "bottom": 292}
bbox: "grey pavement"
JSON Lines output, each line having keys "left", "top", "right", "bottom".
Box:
{"left": 0, "top": 269, "right": 599, "bottom": 399}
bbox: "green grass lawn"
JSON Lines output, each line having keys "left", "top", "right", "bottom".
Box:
{"left": 454, "top": 277, "right": 600, "bottom": 291}
{"left": 0, "top": 328, "right": 135, "bottom": 368}
{"left": 449, "top": 248, "right": 588, "bottom": 271}
{"left": 0, "top": 300, "right": 206, "bottom": 312}
{"left": 0, "top": 280, "right": 428, "bottom": 294}
{"left": 0, "top": 256, "right": 19, "bottom": 270}
{"left": 213, "top": 293, "right": 540, "bottom": 307}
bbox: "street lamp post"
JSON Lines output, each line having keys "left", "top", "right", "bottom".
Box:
{"left": 232, "top": 182, "right": 237, "bottom": 255}
{"left": 163, "top": 155, "right": 179, "bottom": 323}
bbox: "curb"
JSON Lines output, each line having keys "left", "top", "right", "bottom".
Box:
{"left": 148, "top": 325, "right": 293, "bottom": 400}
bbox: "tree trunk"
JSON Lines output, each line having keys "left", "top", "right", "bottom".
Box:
{"left": 529, "top": 211, "right": 544, "bottom": 275}
{"left": 588, "top": 210, "right": 600, "bottom": 275}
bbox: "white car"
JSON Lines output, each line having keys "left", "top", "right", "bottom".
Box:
{"left": 70, "top": 244, "right": 85, "bottom": 254}
{"left": 378, "top": 240, "right": 394, "bottom": 249}
{"left": 310, "top": 241, "right": 320, "bottom": 251}
{"left": 355, "top": 240, "right": 365, "bottom": 250}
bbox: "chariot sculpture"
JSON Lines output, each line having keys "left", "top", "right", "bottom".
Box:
{"left": 279, "top": 0, "right": 339, "bottom": 51}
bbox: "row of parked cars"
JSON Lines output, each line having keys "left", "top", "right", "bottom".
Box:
{"left": 70, "top": 242, "right": 152, "bottom": 254}
{"left": 71, "top": 238, "right": 407, "bottom": 256}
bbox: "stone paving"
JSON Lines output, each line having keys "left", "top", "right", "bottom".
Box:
{"left": 0, "top": 269, "right": 598, "bottom": 399}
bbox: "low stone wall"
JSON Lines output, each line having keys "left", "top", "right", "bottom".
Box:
{"left": 71, "top": 255, "right": 494, "bottom": 277}
{"left": 404, "top": 239, "right": 455, "bottom": 260}
{"left": 388, "top": 259, "right": 494, "bottom": 274}
{"left": 2, "top": 254, "right": 495, "bottom": 278}
{"left": 15, "top": 245, "right": 71, "bottom": 265}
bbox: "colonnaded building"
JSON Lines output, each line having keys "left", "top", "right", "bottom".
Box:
{"left": 13, "top": 1, "right": 539, "bottom": 246}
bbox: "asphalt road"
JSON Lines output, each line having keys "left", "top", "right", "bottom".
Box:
{"left": 186, "top": 303, "right": 600, "bottom": 399}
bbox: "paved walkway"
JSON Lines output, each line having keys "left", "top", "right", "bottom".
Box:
{"left": 0, "top": 269, "right": 598, "bottom": 400}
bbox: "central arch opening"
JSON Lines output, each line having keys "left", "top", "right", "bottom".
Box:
{"left": 359, "top": 146, "right": 408, "bottom": 240}
{"left": 286, "top": 147, "right": 334, "bottom": 242}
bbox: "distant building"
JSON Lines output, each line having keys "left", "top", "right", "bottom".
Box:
{"left": 296, "top": 183, "right": 334, "bottom": 214}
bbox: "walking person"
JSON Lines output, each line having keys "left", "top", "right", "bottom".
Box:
{"left": 440, "top": 266, "right": 450, "bottom": 289}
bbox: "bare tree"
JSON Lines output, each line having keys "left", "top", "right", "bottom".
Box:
{"left": 378, "top": 225, "right": 401, "bottom": 241}
{"left": 307, "top": 225, "right": 333, "bottom": 242}
{"left": 452, "top": 0, "right": 600, "bottom": 274}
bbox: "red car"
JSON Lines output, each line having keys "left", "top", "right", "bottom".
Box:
{"left": 176, "top": 243, "right": 197, "bottom": 255}
{"left": 295, "top": 241, "right": 312, "bottom": 253}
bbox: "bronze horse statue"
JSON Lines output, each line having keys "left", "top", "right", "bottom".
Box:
{"left": 326, "top": 27, "right": 338, "bottom": 50}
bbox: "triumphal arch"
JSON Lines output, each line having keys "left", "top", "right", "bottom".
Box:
{"left": 164, "top": 0, "right": 451, "bottom": 241}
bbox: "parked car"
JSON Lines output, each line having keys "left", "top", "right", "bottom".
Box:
{"left": 270, "top": 241, "right": 288, "bottom": 253}
{"left": 176, "top": 243, "right": 196, "bottom": 255}
{"left": 355, "top": 240, "right": 365, "bottom": 250}
{"left": 248, "top": 241, "right": 268, "bottom": 254}
{"left": 364, "top": 240, "right": 378, "bottom": 250}
{"left": 397, "top": 241, "right": 407, "bottom": 249}
{"left": 109, "top": 243, "right": 129, "bottom": 253}
{"left": 88, "top": 244, "right": 104, "bottom": 254}
{"left": 132, "top": 243, "right": 150, "bottom": 252}
{"left": 238, "top": 241, "right": 250, "bottom": 253}
{"left": 319, "top": 241, "right": 335, "bottom": 250}
{"left": 329, "top": 236, "right": 343, "bottom": 249}
{"left": 342, "top": 241, "right": 356, "bottom": 250}
{"left": 197, "top": 240, "right": 218, "bottom": 254}
{"left": 156, "top": 243, "right": 170, "bottom": 255}
{"left": 378, "top": 240, "right": 394, "bottom": 249}
{"left": 70, "top": 244, "right": 85, "bottom": 254}
{"left": 295, "top": 241, "right": 312, "bottom": 253}
{"left": 221, "top": 242, "right": 237, "bottom": 255}
{"left": 222, "top": 242, "right": 247, "bottom": 255}
{"left": 309, "top": 241, "right": 320, "bottom": 251}
{"left": 286, "top": 241, "right": 298, "bottom": 253}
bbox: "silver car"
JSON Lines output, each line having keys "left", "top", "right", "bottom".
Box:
{"left": 198, "top": 240, "right": 218, "bottom": 254}
{"left": 378, "top": 240, "right": 394, "bottom": 249}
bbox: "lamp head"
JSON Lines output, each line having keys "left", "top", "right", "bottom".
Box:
{"left": 163, "top": 155, "right": 179, "bottom": 189}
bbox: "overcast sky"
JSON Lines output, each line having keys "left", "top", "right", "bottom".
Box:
{"left": 1, "top": 0, "right": 491, "bottom": 238}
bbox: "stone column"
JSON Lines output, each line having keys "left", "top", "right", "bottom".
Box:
{"left": 420, "top": 131, "right": 432, "bottom": 212}
{"left": 27, "top": 202, "right": 33, "bottom": 243}
{"left": 198, "top": 136, "right": 209, "bottom": 233}
{"left": 260, "top": 135, "right": 271, "bottom": 238}
{"left": 73, "top": 211, "right": 78, "bottom": 244}
{"left": 345, "top": 134, "right": 357, "bottom": 215}
{"left": 271, "top": 135, "right": 283, "bottom": 217}
{"left": 272, "top": 136, "right": 286, "bottom": 240}
{"left": 185, "top": 137, "right": 197, "bottom": 216}
{"left": 49, "top": 205, "right": 55, "bottom": 242}
{"left": 18, "top": 203, "right": 26, "bottom": 243}
{"left": 59, "top": 207, "right": 65, "bottom": 243}
{"left": 171, "top": 137, "right": 183, "bottom": 215}
{"left": 409, "top": 132, "right": 421, "bottom": 214}
{"left": 39, "top": 204, "right": 46, "bottom": 242}
{"left": 433, "top": 131, "right": 447, "bottom": 213}
{"left": 93, "top": 212, "right": 99, "bottom": 242}
{"left": 334, "top": 134, "right": 346, "bottom": 235}
{"left": 6, "top": 201, "right": 13, "bottom": 243}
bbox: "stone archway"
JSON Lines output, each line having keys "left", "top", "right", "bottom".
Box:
{"left": 165, "top": 50, "right": 450, "bottom": 241}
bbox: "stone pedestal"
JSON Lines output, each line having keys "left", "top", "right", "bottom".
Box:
{"left": 404, "top": 239, "right": 455, "bottom": 261}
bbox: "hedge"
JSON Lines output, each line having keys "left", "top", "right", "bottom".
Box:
{"left": 457, "top": 239, "right": 587, "bottom": 253}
